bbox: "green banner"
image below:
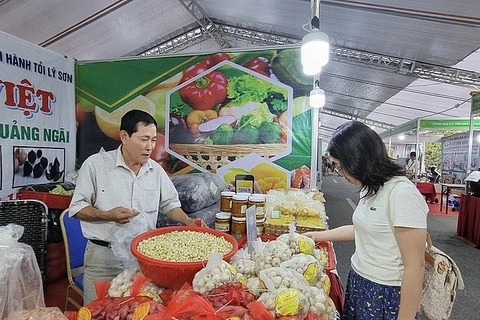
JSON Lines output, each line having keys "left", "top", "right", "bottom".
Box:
{"left": 75, "top": 48, "right": 315, "bottom": 191}
{"left": 420, "top": 119, "right": 480, "bottom": 130}
{"left": 472, "top": 94, "right": 480, "bottom": 115}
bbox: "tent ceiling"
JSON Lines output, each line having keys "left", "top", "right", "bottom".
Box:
{"left": 1, "top": 0, "right": 479, "bottom": 142}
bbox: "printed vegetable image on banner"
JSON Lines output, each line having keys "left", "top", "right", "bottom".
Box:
{"left": 75, "top": 48, "right": 313, "bottom": 190}
{"left": 166, "top": 59, "right": 293, "bottom": 173}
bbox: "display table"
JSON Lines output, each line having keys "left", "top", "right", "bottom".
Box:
{"left": 440, "top": 183, "right": 465, "bottom": 215}
{"left": 416, "top": 182, "right": 437, "bottom": 203}
{"left": 457, "top": 194, "right": 480, "bottom": 248}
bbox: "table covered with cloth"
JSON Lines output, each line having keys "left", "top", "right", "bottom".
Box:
{"left": 416, "top": 182, "right": 437, "bottom": 203}
{"left": 457, "top": 194, "right": 480, "bottom": 248}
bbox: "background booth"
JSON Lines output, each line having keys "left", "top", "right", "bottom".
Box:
{"left": 380, "top": 99, "right": 480, "bottom": 247}
{"left": 457, "top": 92, "right": 480, "bottom": 248}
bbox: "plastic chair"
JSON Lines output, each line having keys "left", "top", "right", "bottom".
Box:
{"left": 60, "top": 209, "right": 87, "bottom": 310}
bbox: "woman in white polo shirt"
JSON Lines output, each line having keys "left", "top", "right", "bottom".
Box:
{"left": 305, "top": 121, "right": 427, "bottom": 320}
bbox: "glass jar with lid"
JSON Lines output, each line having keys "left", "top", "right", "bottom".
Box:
{"left": 220, "top": 191, "right": 235, "bottom": 212}
{"left": 231, "top": 194, "right": 249, "bottom": 217}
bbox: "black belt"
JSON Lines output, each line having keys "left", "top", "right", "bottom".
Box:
{"left": 89, "top": 239, "right": 111, "bottom": 247}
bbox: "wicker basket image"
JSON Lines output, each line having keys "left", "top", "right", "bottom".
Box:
{"left": 169, "top": 143, "right": 288, "bottom": 172}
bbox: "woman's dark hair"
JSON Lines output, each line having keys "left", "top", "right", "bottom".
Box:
{"left": 120, "top": 109, "right": 157, "bottom": 136}
{"left": 327, "top": 121, "right": 405, "bottom": 198}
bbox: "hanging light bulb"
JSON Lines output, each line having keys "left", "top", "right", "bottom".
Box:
{"left": 399, "top": 134, "right": 405, "bottom": 140}
{"left": 310, "top": 87, "right": 325, "bottom": 109}
{"left": 301, "top": 28, "right": 330, "bottom": 75}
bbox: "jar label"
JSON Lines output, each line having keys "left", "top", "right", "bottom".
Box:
{"left": 220, "top": 196, "right": 232, "bottom": 211}
{"left": 240, "top": 204, "right": 247, "bottom": 214}
{"left": 215, "top": 222, "right": 230, "bottom": 232}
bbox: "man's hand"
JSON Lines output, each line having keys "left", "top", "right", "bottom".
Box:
{"left": 108, "top": 206, "right": 140, "bottom": 224}
{"left": 186, "top": 217, "right": 207, "bottom": 227}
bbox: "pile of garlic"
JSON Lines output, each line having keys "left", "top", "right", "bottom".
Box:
{"left": 305, "top": 286, "right": 328, "bottom": 315}
{"left": 230, "top": 248, "right": 256, "bottom": 279}
{"left": 108, "top": 268, "right": 163, "bottom": 302}
{"left": 192, "top": 253, "right": 237, "bottom": 294}
{"left": 244, "top": 277, "right": 266, "bottom": 298}
{"left": 258, "top": 267, "right": 310, "bottom": 293}
{"left": 189, "top": 231, "right": 338, "bottom": 319}
{"left": 280, "top": 253, "right": 323, "bottom": 285}
{"left": 253, "top": 240, "right": 292, "bottom": 274}
{"left": 257, "top": 289, "right": 310, "bottom": 318}
{"left": 312, "top": 246, "right": 330, "bottom": 269}
{"left": 313, "top": 272, "right": 332, "bottom": 294}
{"left": 277, "top": 232, "right": 316, "bottom": 256}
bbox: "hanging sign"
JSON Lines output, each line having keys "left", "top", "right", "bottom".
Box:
{"left": 0, "top": 30, "right": 76, "bottom": 200}
{"left": 420, "top": 119, "right": 480, "bottom": 130}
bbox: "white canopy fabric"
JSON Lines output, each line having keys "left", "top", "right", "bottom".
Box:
{"left": 1, "top": 0, "right": 479, "bottom": 140}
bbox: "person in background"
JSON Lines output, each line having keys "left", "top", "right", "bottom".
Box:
{"left": 406, "top": 151, "right": 417, "bottom": 170}
{"left": 304, "top": 121, "right": 427, "bottom": 320}
{"left": 428, "top": 166, "right": 441, "bottom": 183}
{"left": 69, "top": 109, "right": 205, "bottom": 304}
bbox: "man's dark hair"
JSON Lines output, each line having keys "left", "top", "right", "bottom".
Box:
{"left": 120, "top": 109, "right": 157, "bottom": 136}
{"left": 410, "top": 151, "right": 416, "bottom": 157}
{"left": 327, "top": 121, "right": 405, "bottom": 198}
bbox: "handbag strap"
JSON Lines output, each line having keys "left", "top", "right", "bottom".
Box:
{"left": 384, "top": 180, "right": 435, "bottom": 266}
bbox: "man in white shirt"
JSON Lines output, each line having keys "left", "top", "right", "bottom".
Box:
{"left": 406, "top": 151, "right": 417, "bottom": 169}
{"left": 69, "top": 109, "right": 203, "bottom": 304}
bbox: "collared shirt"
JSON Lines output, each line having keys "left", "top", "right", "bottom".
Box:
{"left": 69, "top": 146, "right": 181, "bottom": 241}
{"left": 351, "top": 176, "right": 428, "bottom": 286}
{"left": 406, "top": 159, "right": 417, "bottom": 169}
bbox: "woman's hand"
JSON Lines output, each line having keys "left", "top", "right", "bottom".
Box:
{"left": 303, "top": 225, "right": 355, "bottom": 242}
{"left": 302, "top": 231, "right": 322, "bottom": 242}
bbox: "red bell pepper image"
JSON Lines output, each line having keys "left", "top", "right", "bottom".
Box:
{"left": 179, "top": 71, "right": 228, "bottom": 111}
{"left": 181, "top": 58, "right": 213, "bottom": 82}
{"left": 180, "top": 53, "right": 231, "bottom": 82}
{"left": 244, "top": 57, "right": 271, "bottom": 77}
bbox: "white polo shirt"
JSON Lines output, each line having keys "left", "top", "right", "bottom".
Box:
{"left": 69, "top": 146, "right": 181, "bottom": 241}
{"left": 351, "top": 176, "right": 428, "bottom": 286}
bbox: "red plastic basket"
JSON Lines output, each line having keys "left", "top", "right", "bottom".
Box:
{"left": 237, "top": 234, "right": 336, "bottom": 272}
{"left": 236, "top": 234, "right": 277, "bottom": 248}
{"left": 316, "top": 241, "right": 336, "bottom": 272}
{"left": 17, "top": 190, "right": 72, "bottom": 210}
{"left": 130, "top": 226, "right": 238, "bottom": 289}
